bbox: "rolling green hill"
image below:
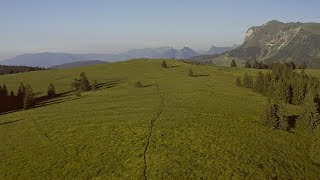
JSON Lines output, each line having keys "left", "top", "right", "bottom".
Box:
{"left": 0, "top": 59, "right": 319, "bottom": 179}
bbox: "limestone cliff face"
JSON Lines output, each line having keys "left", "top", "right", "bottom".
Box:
{"left": 229, "top": 20, "right": 320, "bottom": 67}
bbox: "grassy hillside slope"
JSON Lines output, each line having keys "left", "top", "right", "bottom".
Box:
{"left": 0, "top": 59, "right": 319, "bottom": 179}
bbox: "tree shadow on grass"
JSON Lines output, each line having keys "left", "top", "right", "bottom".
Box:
{"left": 0, "top": 79, "right": 125, "bottom": 116}
{"left": 287, "top": 115, "right": 299, "bottom": 131}
{"left": 0, "top": 119, "right": 23, "bottom": 126}
{"left": 167, "top": 65, "right": 181, "bottom": 68}
{"left": 193, "top": 74, "right": 210, "bottom": 77}
{"left": 95, "top": 79, "right": 124, "bottom": 90}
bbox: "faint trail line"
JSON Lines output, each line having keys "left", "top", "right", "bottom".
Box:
{"left": 0, "top": 119, "right": 23, "bottom": 126}
{"left": 143, "top": 83, "right": 165, "bottom": 180}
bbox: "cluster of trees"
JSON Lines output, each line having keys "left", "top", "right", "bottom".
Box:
{"left": 0, "top": 65, "right": 45, "bottom": 75}
{"left": 0, "top": 83, "right": 34, "bottom": 113}
{"left": 72, "top": 72, "right": 98, "bottom": 96}
{"left": 0, "top": 82, "right": 58, "bottom": 114}
{"left": 243, "top": 60, "right": 307, "bottom": 70}
{"left": 236, "top": 62, "right": 320, "bottom": 131}
{"left": 237, "top": 62, "right": 320, "bottom": 163}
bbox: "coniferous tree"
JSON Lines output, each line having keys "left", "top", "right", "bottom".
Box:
{"left": 235, "top": 77, "right": 242, "bottom": 86}
{"left": 299, "top": 62, "right": 307, "bottom": 69}
{"left": 47, "top": 83, "right": 56, "bottom": 98}
{"left": 298, "top": 92, "right": 320, "bottom": 130}
{"left": 23, "top": 84, "right": 35, "bottom": 110}
{"left": 242, "top": 73, "right": 253, "bottom": 88}
{"left": 2, "top": 84, "right": 8, "bottom": 97}
{"left": 254, "top": 72, "right": 265, "bottom": 93}
{"left": 244, "top": 61, "right": 251, "bottom": 68}
{"left": 79, "top": 72, "right": 91, "bottom": 91}
{"left": 230, "top": 60, "right": 237, "bottom": 67}
{"left": 310, "top": 127, "right": 320, "bottom": 164}
{"left": 161, "top": 60, "right": 168, "bottom": 68}
{"left": 252, "top": 60, "right": 259, "bottom": 69}
{"left": 292, "top": 78, "right": 307, "bottom": 105}
{"left": 263, "top": 98, "right": 288, "bottom": 130}
{"left": 17, "top": 82, "right": 26, "bottom": 108}
{"left": 92, "top": 80, "right": 98, "bottom": 90}
{"left": 263, "top": 72, "right": 272, "bottom": 94}
{"left": 72, "top": 72, "right": 91, "bottom": 92}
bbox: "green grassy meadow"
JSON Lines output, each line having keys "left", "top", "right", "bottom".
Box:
{"left": 0, "top": 59, "right": 319, "bottom": 179}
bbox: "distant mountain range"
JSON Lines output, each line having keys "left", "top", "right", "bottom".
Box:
{"left": 0, "top": 45, "right": 237, "bottom": 67}
{"left": 228, "top": 20, "right": 320, "bottom": 67}
{"left": 207, "top": 45, "right": 239, "bottom": 55}
{"left": 49, "top": 60, "right": 107, "bottom": 69}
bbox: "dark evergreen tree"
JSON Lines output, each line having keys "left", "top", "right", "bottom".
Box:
{"left": 263, "top": 98, "right": 288, "bottom": 130}
{"left": 17, "top": 82, "right": 26, "bottom": 108}
{"left": 263, "top": 72, "right": 272, "bottom": 94}
{"left": 230, "top": 60, "right": 237, "bottom": 67}
{"left": 244, "top": 61, "right": 251, "bottom": 68}
{"left": 47, "top": 83, "right": 56, "bottom": 98}
{"left": 299, "top": 62, "right": 307, "bottom": 69}
{"left": 298, "top": 92, "right": 320, "bottom": 130}
{"left": 2, "top": 84, "right": 8, "bottom": 97}
{"left": 252, "top": 60, "right": 260, "bottom": 69}
{"left": 92, "top": 80, "right": 98, "bottom": 90}
{"left": 23, "top": 84, "right": 35, "bottom": 110}
{"left": 310, "top": 127, "right": 320, "bottom": 164}
{"left": 79, "top": 72, "right": 91, "bottom": 91}
{"left": 161, "top": 60, "right": 168, "bottom": 68}
{"left": 254, "top": 72, "right": 265, "bottom": 93}
{"left": 72, "top": 72, "right": 91, "bottom": 92}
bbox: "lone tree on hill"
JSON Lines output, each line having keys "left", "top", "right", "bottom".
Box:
{"left": 231, "top": 60, "right": 237, "bottom": 67}
{"left": 23, "top": 84, "right": 35, "bottom": 110}
{"left": 47, "top": 83, "right": 56, "bottom": 98}
{"left": 135, "top": 81, "right": 143, "bottom": 88}
{"left": 79, "top": 72, "right": 91, "bottom": 91}
{"left": 161, "top": 60, "right": 168, "bottom": 68}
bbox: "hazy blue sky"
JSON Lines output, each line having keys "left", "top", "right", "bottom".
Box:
{"left": 1, "top": 0, "right": 319, "bottom": 60}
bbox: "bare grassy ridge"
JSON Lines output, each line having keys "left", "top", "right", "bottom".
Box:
{"left": 0, "top": 59, "right": 319, "bottom": 179}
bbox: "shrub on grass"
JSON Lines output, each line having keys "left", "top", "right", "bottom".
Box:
{"left": 161, "top": 60, "right": 168, "bottom": 68}
{"left": 230, "top": 60, "right": 237, "bottom": 67}
{"left": 135, "top": 81, "right": 143, "bottom": 88}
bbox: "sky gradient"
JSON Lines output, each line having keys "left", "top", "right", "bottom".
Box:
{"left": 1, "top": 0, "right": 320, "bottom": 60}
